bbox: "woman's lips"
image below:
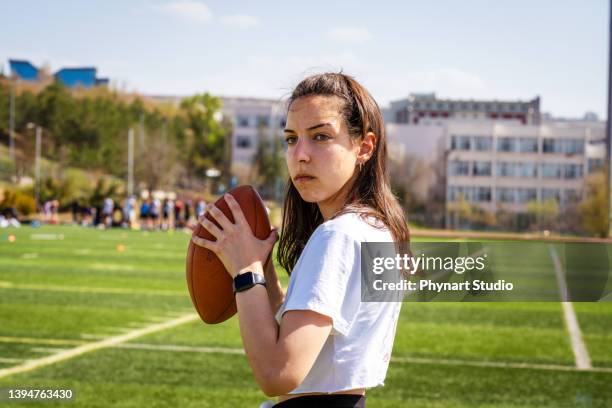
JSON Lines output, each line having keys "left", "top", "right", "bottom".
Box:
{"left": 294, "top": 176, "right": 315, "bottom": 183}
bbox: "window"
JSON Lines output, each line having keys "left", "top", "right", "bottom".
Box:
{"left": 563, "top": 164, "right": 583, "bottom": 179}
{"left": 449, "top": 161, "right": 470, "bottom": 176}
{"left": 517, "top": 188, "right": 537, "bottom": 203}
{"left": 256, "top": 115, "right": 270, "bottom": 128}
{"left": 564, "top": 139, "right": 584, "bottom": 155}
{"left": 497, "top": 137, "right": 517, "bottom": 152}
{"left": 448, "top": 186, "right": 464, "bottom": 201}
{"left": 236, "top": 135, "right": 252, "bottom": 149}
{"left": 474, "top": 136, "right": 492, "bottom": 151}
{"left": 237, "top": 115, "right": 250, "bottom": 127}
{"left": 451, "top": 135, "right": 471, "bottom": 150}
{"left": 517, "top": 162, "right": 537, "bottom": 178}
{"left": 542, "top": 138, "right": 559, "bottom": 153}
{"left": 496, "top": 188, "right": 515, "bottom": 203}
{"left": 518, "top": 137, "right": 538, "bottom": 153}
{"left": 497, "top": 162, "right": 516, "bottom": 177}
{"left": 543, "top": 138, "right": 582, "bottom": 154}
{"left": 448, "top": 186, "right": 481, "bottom": 202}
{"left": 473, "top": 161, "right": 491, "bottom": 176}
{"left": 588, "top": 158, "right": 604, "bottom": 173}
{"left": 541, "top": 188, "right": 561, "bottom": 203}
{"left": 563, "top": 189, "right": 581, "bottom": 204}
{"left": 475, "top": 187, "right": 491, "bottom": 202}
{"left": 541, "top": 164, "right": 562, "bottom": 178}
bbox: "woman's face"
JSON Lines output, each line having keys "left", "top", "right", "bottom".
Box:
{"left": 284, "top": 95, "right": 360, "bottom": 219}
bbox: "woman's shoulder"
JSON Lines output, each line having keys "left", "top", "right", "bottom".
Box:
{"left": 314, "top": 211, "right": 391, "bottom": 243}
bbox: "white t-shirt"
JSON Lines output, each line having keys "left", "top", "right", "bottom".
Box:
{"left": 275, "top": 212, "right": 402, "bottom": 394}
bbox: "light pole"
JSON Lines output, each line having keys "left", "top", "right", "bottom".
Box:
{"left": 26, "top": 122, "right": 42, "bottom": 210}
{"left": 9, "top": 75, "right": 16, "bottom": 179}
{"left": 607, "top": 0, "right": 612, "bottom": 236}
{"left": 127, "top": 128, "right": 134, "bottom": 198}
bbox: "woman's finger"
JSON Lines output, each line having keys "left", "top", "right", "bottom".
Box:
{"left": 191, "top": 235, "right": 219, "bottom": 253}
{"left": 199, "top": 216, "right": 223, "bottom": 240}
{"left": 224, "top": 193, "right": 249, "bottom": 227}
{"left": 206, "top": 204, "right": 234, "bottom": 231}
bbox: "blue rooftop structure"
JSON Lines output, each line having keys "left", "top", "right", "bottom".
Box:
{"left": 54, "top": 67, "right": 98, "bottom": 88}
{"left": 8, "top": 59, "right": 39, "bottom": 81}
{"left": 6, "top": 59, "right": 109, "bottom": 88}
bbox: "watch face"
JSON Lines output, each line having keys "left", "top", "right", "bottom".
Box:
{"left": 233, "top": 272, "right": 265, "bottom": 293}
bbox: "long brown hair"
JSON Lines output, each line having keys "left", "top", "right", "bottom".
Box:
{"left": 277, "top": 72, "right": 410, "bottom": 275}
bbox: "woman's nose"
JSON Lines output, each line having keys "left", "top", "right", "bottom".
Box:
{"left": 292, "top": 138, "right": 310, "bottom": 163}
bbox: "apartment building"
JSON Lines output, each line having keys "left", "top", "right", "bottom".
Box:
{"left": 446, "top": 120, "right": 605, "bottom": 210}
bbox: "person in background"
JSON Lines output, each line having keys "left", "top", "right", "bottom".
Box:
{"left": 150, "top": 197, "right": 161, "bottom": 230}
{"left": 102, "top": 197, "right": 114, "bottom": 228}
{"left": 184, "top": 199, "right": 192, "bottom": 227}
{"left": 139, "top": 199, "right": 150, "bottom": 230}
{"left": 196, "top": 198, "right": 207, "bottom": 218}
{"left": 162, "top": 198, "right": 174, "bottom": 230}
{"left": 174, "top": 199, "right": 184, "bottom": 229}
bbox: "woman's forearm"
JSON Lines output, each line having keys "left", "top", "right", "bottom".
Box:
{"left": 235, "top": 261, "right": 289, "bottom": 396}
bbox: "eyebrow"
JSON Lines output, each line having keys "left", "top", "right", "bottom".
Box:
{"left": 283, "top": 123, "right": 332, "bottom": 134}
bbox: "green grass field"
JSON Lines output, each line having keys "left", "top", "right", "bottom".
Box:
{"left": 0, "top": 225, "right": 611, "bottom": 407}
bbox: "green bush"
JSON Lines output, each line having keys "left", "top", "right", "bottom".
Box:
{"left": 0, "top": 188, "right": 36, "bottom": 216}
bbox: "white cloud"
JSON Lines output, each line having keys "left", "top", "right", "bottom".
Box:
{"left": 220, "top": 14, "right": 261, "bottom": 29}
{"left": 327, "top": 27, "right": 372, "bottom": 44}
{"left": 156, "top": 0, "right": 212, "bottom": 24}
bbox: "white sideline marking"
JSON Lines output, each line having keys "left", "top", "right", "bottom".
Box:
{"left": 110, "top": 342, "right": 612, "bottom": 374}
{"left": 117, "top": 343, "right": 245, "bottom": 355}
{"left": 548, "top": 245, "right": 593, "bottom": 370}
{"left": 0, "top": 358, "right": 23, "bottom": 363}
{"left": 391, "top": 355, "right": 611, "bottom": 373}
{"left": 0, "top": 281, "right": 185, "bottom": 297}
{"left": 31, "top": 347, "right": 71, "bottom": 354}
{"left": 1, "top": 336, "right": 611, "bottom": 374}
{"left": 0, "top": 336, "right": 85, "bottom": 346}
{"left": 0, "top": 314, "right": 199, "bottom": 379}
{"left": 79, "top": 334, "right": 106, "bottom": 340}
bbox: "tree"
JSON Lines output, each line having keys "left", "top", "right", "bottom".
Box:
{"left": 178, "top": 93, "right": 227, "bottom": 182}
{"left": 579, "top": 170, "right": 608, "bottom": 237}
{"left": 526, "top": 199, "right": 559, "bottom": 231}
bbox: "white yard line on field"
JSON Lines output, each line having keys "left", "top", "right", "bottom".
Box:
{"left": 0, "top": 314, "right": 199, "bottom": 380}
{"left": 0, "top": 281, "right": 186, "bottom": 297}
{"left": 113, "top": 342, "right": 612, "bottom": 374}
{"left": 548, "top": 244, "right": 593, "bottom": 370}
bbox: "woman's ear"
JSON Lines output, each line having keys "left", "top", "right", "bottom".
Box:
{"left": 357, "top": 131, "right": 377, "bottom": 163}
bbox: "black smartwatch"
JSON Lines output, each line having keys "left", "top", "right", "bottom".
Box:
{"left": 233, "top": 272, "right": 266, "bottom": 294}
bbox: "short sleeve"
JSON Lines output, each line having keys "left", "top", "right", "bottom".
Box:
{"left": 281, "top": 228, "right": 361, "bottom": 336}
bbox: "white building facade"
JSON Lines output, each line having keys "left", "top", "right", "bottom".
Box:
{"left": 220, "top": 97, "right": 287, "bottom": 184}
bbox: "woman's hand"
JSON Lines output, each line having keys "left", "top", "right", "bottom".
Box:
{"left": 191, "top": 193, "right": 278, "bottom": 278}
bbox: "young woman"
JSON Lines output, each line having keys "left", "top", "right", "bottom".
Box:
{"left": 192, "top": 73, "right": 410, "bottom": 407}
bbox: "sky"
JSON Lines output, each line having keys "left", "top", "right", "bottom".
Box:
{"left": 1, "top": 0, "right": 609, "bottom": 118}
